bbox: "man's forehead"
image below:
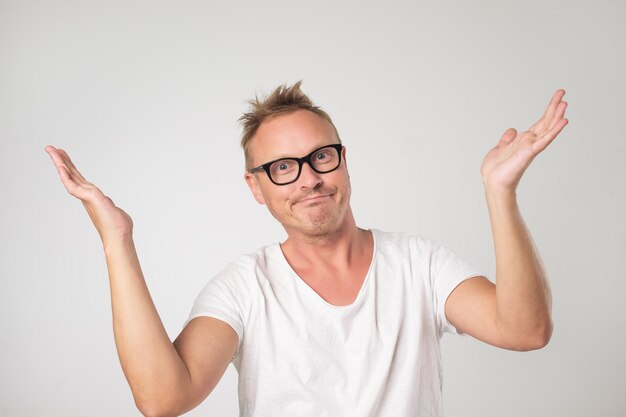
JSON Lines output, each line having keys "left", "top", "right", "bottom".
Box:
{"left": 250, "top": 110, "right": 339, "bottom": 162}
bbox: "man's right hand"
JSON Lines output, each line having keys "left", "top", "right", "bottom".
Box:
{"left": 44, "top": 145, "right": 133, "bottom": 243}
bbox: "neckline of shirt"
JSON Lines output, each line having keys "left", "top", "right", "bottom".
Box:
{"left": 272, "top": 228, "right": 379, "bottom": 310}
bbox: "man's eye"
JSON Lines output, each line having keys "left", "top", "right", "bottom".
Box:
{"left": 315, "top": 150, "right": 334, "bottom": 160}
{"left": 271, "top": 160, "right": 295, "bottom": 175}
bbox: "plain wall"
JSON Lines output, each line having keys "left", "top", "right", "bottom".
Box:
{"left": 1, "top": 0, "right": 624, "bottom": 416}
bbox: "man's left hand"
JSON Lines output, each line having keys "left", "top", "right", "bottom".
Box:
{"left": 480, "top": 89, "right": 569, "bottom": 194}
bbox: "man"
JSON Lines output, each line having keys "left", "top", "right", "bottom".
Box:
{"left": 44, "top": 80, "right": 568, "bottom": 417}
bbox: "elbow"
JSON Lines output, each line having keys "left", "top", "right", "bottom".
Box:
{"left": 512, "top": 319, "right": 554, "bottom": 352}
{"left": 136, "top": 403, "right": 176, "bottom": 417}
{"left": 532, "top": 317, "right": 554, "bottom": 350}
{"left": 135, "top": 399, "right": 165, "bottom": 417}
{"left": 134, "top": 394, "right": 184, "bottom": 417}
{"left": 129, "top": 369, "right": 193, "bottom": 417}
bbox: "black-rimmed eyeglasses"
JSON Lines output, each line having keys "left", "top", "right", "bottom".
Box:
{"left": 247, "top": 143, "right": 344, "bottom": 185}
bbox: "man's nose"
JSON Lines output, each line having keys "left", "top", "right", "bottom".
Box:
{"left": 298, "top": 161, "right": 322, "bottom": 188}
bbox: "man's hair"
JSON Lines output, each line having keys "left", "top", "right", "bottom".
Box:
{"left": 238, "top": 80, "right": 341, "bottom": 170}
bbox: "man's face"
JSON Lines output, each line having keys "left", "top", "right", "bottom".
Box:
{"left": 244, "top": 109, "right": 352, "bottom": 238}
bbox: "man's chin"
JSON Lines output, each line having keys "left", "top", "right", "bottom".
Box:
{"left": 299, "top": 216, "right": 342, "bottom": 236}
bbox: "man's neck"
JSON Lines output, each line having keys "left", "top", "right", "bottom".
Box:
{"left": 280, "top": 218, "right": 371, "bottom": 270}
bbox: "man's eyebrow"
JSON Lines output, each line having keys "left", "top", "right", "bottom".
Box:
{"left": 266, "top": 142, "right": 335, "bottom": 161}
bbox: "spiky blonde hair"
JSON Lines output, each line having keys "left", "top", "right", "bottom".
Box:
{"left": 238, "top": 80, "right": 341, "bottom": 170}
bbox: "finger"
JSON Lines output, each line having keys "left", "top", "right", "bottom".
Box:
{"left": 546, "top": 101, "right": 568, "bottom": 132}
{"left": 46, "top": 147, "right": 83, "bottom": 190}
{"left": 498, "top": 127, "right": 518, "bottom": 146}
{"left": 46, "top": 146, "right": 72, "bottom": 177}
{"left": 52, "top": 156, "right": 80, "bottom": 193}
{"left": 56, "top": 148, "right": 91, "bottom": 184}
{"left": 530, "top": 89, "right": 564, "bottom": 132}
{"left": 530, "top": 89, "right": 566, "bottom": 133}
{"left": 533, "top": 118, "right": 569, "bottom": 153}
{"left": 544, "top": 89, "right": 566, "bottom": 120}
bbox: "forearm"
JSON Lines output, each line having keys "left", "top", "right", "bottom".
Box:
{"left": 103, "top": 235, "right": 191, "bottom": 415}
{"left": 484, "top": 188, "right": 553, "bottom": 347}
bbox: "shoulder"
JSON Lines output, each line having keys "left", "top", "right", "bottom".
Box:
{"left": 231, "top": 241, "right": 280, "bottom": 272}
{"left": 208, "top": 242, "right": 280, "bottom": 286}
{"left": 221, "top": 240, "right": 278, "bottom": 269}
{"left": 371, "top": 228, "right": 439, "bottom": 255}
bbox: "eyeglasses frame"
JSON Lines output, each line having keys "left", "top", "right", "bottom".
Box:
{"left": 247, "top": 143, "right": 344, "bottom": 186}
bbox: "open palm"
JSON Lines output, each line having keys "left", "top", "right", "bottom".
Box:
{"left": 45, "top": 145, "right": 133, "bottom": 243}
{"left": 480, "top": 89, "right": 569, "bottom": 193}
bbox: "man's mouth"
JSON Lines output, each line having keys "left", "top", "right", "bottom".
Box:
{"left": 296, "top": 193, "right": 333, "bottom": 204}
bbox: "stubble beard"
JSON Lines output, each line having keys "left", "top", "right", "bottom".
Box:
{"left": 291, "top": 185, "right": 351, "bottom": 237}
{"left": 267, "top": 177, "right": 352, "bottom": 238}
{"left": 297, "top": 201, "right": 340, "bottom": 236}
{"left": 266, "top": 191, "right": 343, "bottom": 238}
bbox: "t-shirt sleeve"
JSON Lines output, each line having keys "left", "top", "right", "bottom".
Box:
{"left": 428, "top": 239, "right": 486, "bottom": 337}
{"left": 183, "top": 263, "right": 248, "bottom": 358}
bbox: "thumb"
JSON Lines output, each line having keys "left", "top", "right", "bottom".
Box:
{"left": 498, "top": 128, "right": 517, "bottom": 146}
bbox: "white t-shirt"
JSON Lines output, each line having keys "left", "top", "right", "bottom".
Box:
{"left": 185, "top": 228, "right": 485, "bottom": 417}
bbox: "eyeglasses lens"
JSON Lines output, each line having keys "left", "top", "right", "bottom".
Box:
{"left": 269, "top": 146, "right": 340, "bottom": 185}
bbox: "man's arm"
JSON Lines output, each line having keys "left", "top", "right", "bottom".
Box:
{"left": 444, "top": 89, "right": 568, "bottom": 351}
{"left": 45, "top": 146, "right": 237, "bottom": 416}
{"left": 105, "top": 236, "right": 238, "bottom": 416}
{"left": 444, "top": 192, "right": 553, "bottom": 351}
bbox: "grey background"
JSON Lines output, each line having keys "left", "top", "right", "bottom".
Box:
{"left": 1, "top": 0, "right": 624, "bottom": 416}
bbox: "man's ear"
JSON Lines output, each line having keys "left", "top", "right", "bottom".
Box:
{"left": 244, "top": 172, "right": 267, "bottom": 205}
{"left": 342, "top": 145, "right": 349, "bottom": 172}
